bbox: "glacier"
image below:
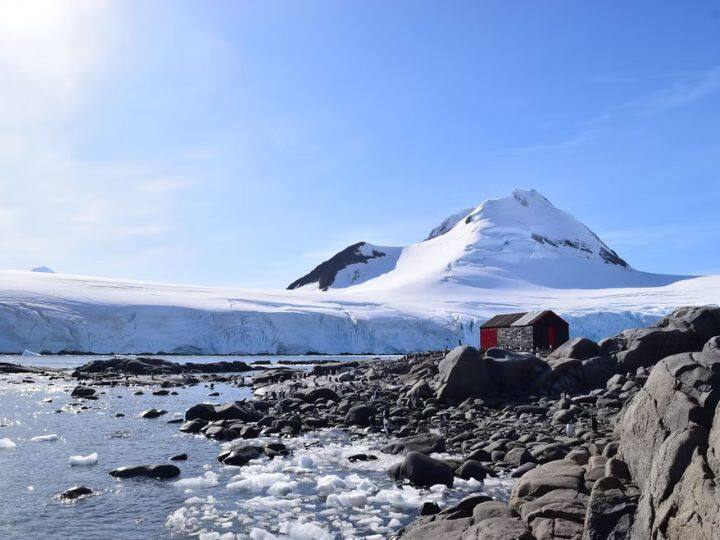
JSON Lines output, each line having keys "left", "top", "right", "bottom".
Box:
{"left": 0, "top": 189, "right": 717, "bottom": 354}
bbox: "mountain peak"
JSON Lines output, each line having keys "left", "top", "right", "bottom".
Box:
{"left": 290, "top": 189, "right": 666, "bottom": 292}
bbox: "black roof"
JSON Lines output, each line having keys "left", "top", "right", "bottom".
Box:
{"left": 481, "top": 310, "right": 563, "bottom": 328}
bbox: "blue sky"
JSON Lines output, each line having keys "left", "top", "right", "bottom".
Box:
{"left": 1, "top": 1, "right": 719, "bottom": 287}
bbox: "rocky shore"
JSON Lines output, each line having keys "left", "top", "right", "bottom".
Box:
{"left": 4, "top": 305, "right": 719, "bottom": 539}
{"left": 167, "top": 305, "right": 720, "bottom": 539}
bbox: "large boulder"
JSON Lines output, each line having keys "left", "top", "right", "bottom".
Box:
{"left": 109, "top": 464, "right": 180, "bottom": 480}
{"left": 602, "top": 306, "right": 720, "bottom": 372}
{"left": 436, "top": 346, "right": 489, "bottom": 402}
{"left": 381, "top": 433, "right": 445, "bottom": 456}
{"left": 389, "top": 451, "right": 454, "bottom": 487}
{"left": 344, "top": 404, "right": 376, "bottom": 427}
{"left": 615, "top": 351, "right": 720, "bottom": 539}
{"left": 510, "top": 460, "right": 586, "bottom": 509}
{"left": 549, "top": 337, "right": 601, "bottom": 361}
{"left": 486, "top": 351, "right": 549, "bottom": 393}
{"left": 184, "top": 402, "right": 260, "bottom": 422}
{"left": 655, "top": 305, "right": 720, "bottom": 343}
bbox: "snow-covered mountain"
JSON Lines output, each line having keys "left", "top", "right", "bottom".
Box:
{"left": 0, "top": 188, "right": 715, "bottom": 355}
{"left": 290, "top": 189, "right": 684, "bottom": 291}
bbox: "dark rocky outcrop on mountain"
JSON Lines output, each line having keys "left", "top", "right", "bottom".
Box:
{"left": 287, "top": 241, "right": 392, "bottom": 291}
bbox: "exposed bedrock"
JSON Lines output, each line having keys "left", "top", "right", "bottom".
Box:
{"left": 615, "top": 350, "right": 720, "bottom": 539}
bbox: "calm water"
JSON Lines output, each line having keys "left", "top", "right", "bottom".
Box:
{"left": 0, "top": 356, "right": 512, "bottom": 540}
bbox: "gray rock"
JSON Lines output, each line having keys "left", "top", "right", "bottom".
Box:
{"left": 436, "top": 346, "right": 489, "bottom": 402}
{"left": 464, "top": 517, "right": 534, "bottom": 540}
{"left": 550, "top": 337, "right": 601, "bottom": 361}
{"left": 408, "top": 380, "right": 433, "bottom": 399}
{"left": 583, "top": 476, "right": 638, "bottom": 540}
{"left": 185, "top": 402, "right": 260, "bottom": 422}
{"left": 455, "top": 460, "right": 488, "bottom": 482}
{"left": 510, "top": 460, "right": 585, "bottom": 509}
{"left": 344, "top": 404, "right": 375, "bottom": 427}
{"left": 382, "top": 433, "right": 446, "bottom": 456}
{"left": 615, "top": 351, "right": 720, "bottom": 539}
{"left": 389, "top": 451, "right": 454, "bottom": 488}
{"left": 703, "top": 336, "right": 720, "bottom": 353}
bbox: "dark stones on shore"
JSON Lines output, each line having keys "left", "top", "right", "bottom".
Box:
{"left": 382, "top": 433, "right": 445, "bottom": 456}
{"left": 218, "top": 441, "right": 288, "bottom": 466}
{"left": 109, "top": 464, "right": 180, "bottom": 480}
{"left": 0, "top": 362, "right": 46, "bottom": 374}
{"left": 72, "top": 356, "right": 257, "bottom": 377}
{"left": 70, "top": 385, "right": 97, "bottom": 399}
{"left": 139, "top": 408, "right": 166, "bottom": 419}
{"left": 185, "top": 402, "right": 261, "bottom": 423}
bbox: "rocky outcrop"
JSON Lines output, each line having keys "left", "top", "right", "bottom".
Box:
{"left": 185, "top": 402, "right": 261, "bottom": 422}
{"left": 73, "top": 356, "right": 256, "bottom": 376}
{"left": 436, "top": 346, "right": 549, "bottom": 402}
{"left": 601, "top": 305, "right": 720, "bottom": 371}
{"left": 615, "top": 351, "right": 720, "bottom": 539}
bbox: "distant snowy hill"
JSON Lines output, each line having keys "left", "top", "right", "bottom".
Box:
{"left": 0, "top": 189, "right": 715, "bottom": 355}
{"left": 31, "top": 266, "right": 55, "bottom": 274}
{"left": 290, "top": 189, "right": 684, "bottom": 291}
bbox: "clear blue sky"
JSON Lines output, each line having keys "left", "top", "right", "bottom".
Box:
{"left": 1, "top": 1, "right": 719, "bottom": 287}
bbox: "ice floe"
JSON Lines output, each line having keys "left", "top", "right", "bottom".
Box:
{"left": 69, "top": 452, "right": 98, "bottom": 466}
{"left": 0, "top": 438, "right": 17, "bottom": 449}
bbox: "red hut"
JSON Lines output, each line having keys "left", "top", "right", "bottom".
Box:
{"left": 480, "top": 310, "right": 569, "bottom": 352}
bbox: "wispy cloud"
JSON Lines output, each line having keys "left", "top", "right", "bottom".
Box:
{"left": 635, "top": 65, "right": 720, "bottom": 116}
{"left": 513, "top": 131, "right": 594, "bottom": 154}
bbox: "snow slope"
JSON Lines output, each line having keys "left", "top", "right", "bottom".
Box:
{"left": 291, "top": 189, "right": 685, "bottom": 292}
{"left": 0, "top": 189, "right": 716, "bottom": 354}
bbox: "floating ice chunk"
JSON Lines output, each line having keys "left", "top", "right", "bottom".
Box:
{"left": 250, "top": 528, "right": 279, "bottom": 540}
{"left": 326, "top": 490, "right": 368, "bottom": 508}
{"left": 198, "top": 532, "right": 235, "bottom": 540}
{"left": 175, "top": 471, "right": 219, "bottom": 488}
{"left": 22, "top": 349, "right": 41, "bottom": 357}
{"left": 69, "top": 452, "right": 98, "bottom": 466}
{"left": 295, "top": 454, "right": 314, "bottom": 469}
{"left": 31, "top": 434, "right": 58, "bottom": 442}
{"left": 0, "top": 438, "right": 16, "bottom": 449}
{"left": 227, "top": 472, "right": 290, "bottom": 493}
{"left": 283, "top": 521, "right": 332, "bottom": 540}
{"left": 316, "top": 475, "right": 347, "bottom": 497}
{"left": 267, "top": 481, "right": 297, "bottom": 496}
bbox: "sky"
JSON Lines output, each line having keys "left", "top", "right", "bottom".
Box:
{"left": 1, "top": 0, "right": 719, "bottom": 288}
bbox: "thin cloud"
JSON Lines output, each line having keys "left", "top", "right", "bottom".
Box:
{"left": 636, "top": 65, "right": 720, "bottom": 116}
{"left": 513, "top": 131, "right": 594, "bottom": 154}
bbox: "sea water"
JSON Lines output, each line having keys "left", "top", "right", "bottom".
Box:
{"left": 0, "top": 356, "right": 512, "bottom": 539}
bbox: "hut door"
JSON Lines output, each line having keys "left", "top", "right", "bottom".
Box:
{"left": 548, "top": 326, "right": 557, "bottom": 349}
{"left": 481, "top": 328, "right": 497, "bottom": 349}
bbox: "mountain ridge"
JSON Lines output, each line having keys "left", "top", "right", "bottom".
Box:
{"left": 289, "top": 189, "right": 677, "bottom": 292}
